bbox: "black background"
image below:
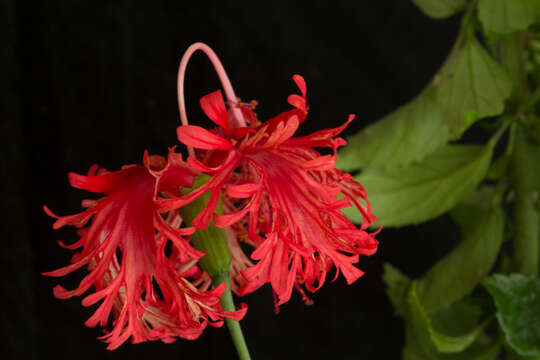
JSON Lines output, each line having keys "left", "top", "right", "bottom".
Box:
{"left": 2, "top": 1, "right": 462, "bottom": 359}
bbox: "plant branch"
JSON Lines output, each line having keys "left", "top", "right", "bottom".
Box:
{"left": 511, "top": 128, "right": 540, "bottom": 276}
{"left": 500, "top": 30, "right": 540, "bottom": 277}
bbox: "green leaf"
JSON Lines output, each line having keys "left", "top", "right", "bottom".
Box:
{"left": 408, "top": 283, "right": 492, "bottom": 353}
{"left": 478, "top": 0, "right": 537, "bottom": 35}
{"left": 404, "top": 321, "right": 501, "bottom": 360}
{"left": 404, "top": 283, "right": 501, "bottom": 359}
{"left": 412, "top": 0, "right": 467, "bottom": 19}
{"left": 484, "top": 274, "right": 540, "bottom": 358}
{"left": 486, "top": 155, "right": 511, "bottom": 180}
{"left": 449, "top": 185, "right": 496, "bottom": 232}
{"left": 344, "top": 143, "right": 494, "bottom": 227}
{"left": 416, "top": 193, "right": 504, "bottom": 313}
{"left": 437, "top": 37, "right": 512, "bottom": 136}
{"left": 505, "top": 347, "right": 540, "bottom": 360}
{"left": 338, "top": 87, "right": 451, "bottom": 172}
{"left": 383, "top": 263, "right": 411, "bottom": 317}
{"left": 431, "top": 299, "right": 486, "bottom": 339}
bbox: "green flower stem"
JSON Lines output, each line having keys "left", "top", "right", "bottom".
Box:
{"left": 214, "top": 272, "right": 251, "bottom": 360}
{"left": 179, "top": 175, "right": 251, "bottom": 359}
{"left": 511, "top": 128, "right": 540, "bottom": 276}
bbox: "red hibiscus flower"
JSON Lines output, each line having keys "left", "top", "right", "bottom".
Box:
{"left": 43, "top": 149, "right": 246, "bottom": 349}
{"left": 162, "top": 62, "right": 379, "bottom": 306}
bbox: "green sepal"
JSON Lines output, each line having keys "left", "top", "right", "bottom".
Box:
{"left": 179, "top": 174, "right": 231, "bottom": 280}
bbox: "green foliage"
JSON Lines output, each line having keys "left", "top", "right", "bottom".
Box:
{"left": 403, "top": 284, "right": 501, "bottom": 359}
{"left": 403, "top": 318, "right": 501, "bottom": 360}
{"left": 412, "top": 0, "right": 467, "bottom": 19}
{"left": 431, "top": 300, "right": 487, "bottom": 340}
{"left": 383, "top": 188, "right": 504, "bottom": 359}
{"left": 478, "top": 0, "right": 537, "bottom": 35}
{"left": 383, "top": 263, "right": 411, "bottom": 317}
{"left": 344, "top": 144, "right": 494, "bottom": 227}
{"left": 486, "top": 155, "right": 511, "bottom": 180}
{"left": 484, "top": 274, "right": 540, "bottom": 357}
{"left": 408, "top": 283, "right": 492, "bottom": 354}
{"left": 449, "top": 185, "right": 496, "bottom": 231}
{"left": 338, "top": 87, "right": 451, "bottom": 172}
{"left": 415, "top": 188, "right": 504, "bottom": 314}
{"left": 437, "top": 36, "right": 512, "bottom": 136}
{"left": 512, "top": 128, "right": 540, "bottom": 192}
{"left": 344, "top": 1, "right": 540, "bottom": 358}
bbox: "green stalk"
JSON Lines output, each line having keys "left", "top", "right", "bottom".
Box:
{"left": 214, "top": 272, "right": 251, "bottom": 360}
{"left": 500, "top": 33, "right": 540, "bottom": 277}
{"left": 179, "top": 175, "right": 252, "bottom": 360}
{"left": 511, "top": 128, "right": 540, "bottom": 276}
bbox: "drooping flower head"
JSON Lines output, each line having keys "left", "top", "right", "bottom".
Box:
{"left": 43, "top": 149, "right": 246, "bottom": 349}
{"left": 161, "top": 42, "right": 379, "bottom": 307}
{"left": 44, "top": 42, "right": 377, "bottom": 352}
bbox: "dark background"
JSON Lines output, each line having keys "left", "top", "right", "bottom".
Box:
{"left": 2, "top": 1, "right": 462, "bottom": 359}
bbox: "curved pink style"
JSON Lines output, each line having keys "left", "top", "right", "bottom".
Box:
{"left": 177, "top": 42, "right": 247, "bottom": 158}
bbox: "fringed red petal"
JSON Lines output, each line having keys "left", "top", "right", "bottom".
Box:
{"left": 177, "top": 125, "right": 232, "bottom": 150}
{"left": 44, "top": 154, "right": 243, "bottom": 349}
{"left": 200, "top": 90, "right": 231, "bottom": 134}
{"left": 177, "top": 74, "right": 378, "bottom": 307}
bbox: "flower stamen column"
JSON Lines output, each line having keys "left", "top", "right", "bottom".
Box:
{"left": 177, "top": 42, "right": 247, "bottom": 157}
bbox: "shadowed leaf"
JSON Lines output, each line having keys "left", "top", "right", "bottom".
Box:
{"left": 484, "top": 274, "right": 540, "bottom": 358}
{"left": 412, "top": 0, "right": 467, "bottom": 19}
{"left": 344, "top": 144, "right": 494, "bottom": 227}
{"left": 437, "top": 37, "right": 512, "bottom": 136}
{"left": 338, "top": 87, "right": 450, "bottom": 171}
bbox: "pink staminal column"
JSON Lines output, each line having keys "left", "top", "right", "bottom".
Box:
{"left": 177, "top": 42, "right": 247, "bottom": 158}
